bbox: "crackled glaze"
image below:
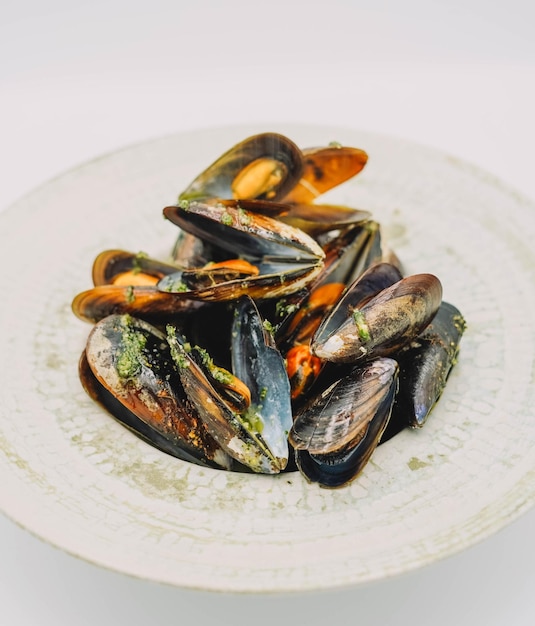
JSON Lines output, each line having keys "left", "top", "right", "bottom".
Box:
{"left": 0, "top": 125, "right": 534, "bottom": 592}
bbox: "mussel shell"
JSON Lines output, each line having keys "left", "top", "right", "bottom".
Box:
{"left": 312, "top": 262, "right": 404, "bottom": 353}
{"left": 231, "top": 296, "right": 293, "bottom": 467}
{"left": 166, "top": 327, "right": 285, "bottom": 474}
{"left": 82, "top": 314, "right": 230, "bottom": 469}
{"left": 164, "top": 201, "right": 324, "bottom": 262}
{"left": 282, "top": 145, "right": 368, "bottom": 204}
{"left": 92, "top": 250, "right": 178, "bottom": 286}
{"left": 79, "top": 351, "right": 228, "bottom": 467}
{"left": 318, "top": 220, "right": 383, "bottom": 286}
{"left": 161, "top": 201, "right": 325, "bottom": 300}
{"left": 290, "top": 358, "right": 398, "bottom": 454}
{"left": 71, "top": 284, "right": 203, "bottom": 324}
{"left": 179, "top": 133, "right": 303, "bottom": 203}
{"left": 291, "top": 358, "right": 398, "bottom": 488}
{"left": 389, "top": 301, "right": 467, "bottom": 430}
{"left": 158, "top": 263, "right": 325, "bottom": 302}
{"left": 312, "top": 273, "right": 442, "bottom": 363}
{"left": 170, "top": 231, "right": 223, "bottom": 268}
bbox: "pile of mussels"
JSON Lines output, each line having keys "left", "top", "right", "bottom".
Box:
{"left": 72, "top": 133, "right": 466, "bottom": 488}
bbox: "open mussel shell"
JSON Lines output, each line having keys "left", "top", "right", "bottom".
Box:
{"left": 383, "top": 301, "right": 467, "bottom": 439}
{"left": 179, "top": 132, "right": 304, "bottom": 203}
{"left": 312, "top": 272, "right": 442, "bottom": 364}
{"left": 169, "top": 200, "right": 291, "bottom": 267}
{"left": 71, "top": 284, "right": 203, "bottom": 324}
{"left": 161, "top": 201, "right": 325, "bottom": 300}
{"left": 82, "top": 314, "right": 231, "bottom": 469}
{"left": 171, "top": 230, "right": 223, "bottom": 268}
{"left": 158, "top": 264, "right": 324, "bottom": 303}
{"left": 166, "top": 325, "right": 286, "bottom": 474}
{"left": 92, "top": 249, "right": 179, "bottom": 286}
{"left": 79, "top": 351, "right": 227, "bottom": 467}
{"left": 231, "top": 296, "right": 293, "bottom": 467}
{"left": 290, "top": 358, "right": 399, "bottom": 488}
{"left": 282, "top": 144, "right": 368, "bottom": 204}
{"left": 179, "top": 259, "right": 259, "bottom": 291}
{"left": 164, "top": 201, "right": 324, "bottom": 261}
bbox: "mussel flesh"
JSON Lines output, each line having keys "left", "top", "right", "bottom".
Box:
{"left": 179, "top": 133, "right": 303, "bottom": 203}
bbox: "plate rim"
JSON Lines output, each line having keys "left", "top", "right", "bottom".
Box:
{"left": 1, "top": 122, "right": 534, "bottom": 593}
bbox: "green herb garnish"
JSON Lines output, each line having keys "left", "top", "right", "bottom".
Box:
{"left": 352, "top": 308, "right": 371, "bottom": 341}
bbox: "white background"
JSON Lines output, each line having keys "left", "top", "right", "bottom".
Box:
{"left": 1, "top": 1, "right": 534, "bottom": 623}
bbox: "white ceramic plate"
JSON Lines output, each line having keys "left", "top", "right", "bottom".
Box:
{"left": 1, "top": 124, "right": 534, "bottom": 593}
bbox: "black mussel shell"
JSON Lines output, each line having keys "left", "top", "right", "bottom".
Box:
{"left": 231, "top": 296, "right": 293, "bottom": 466}
{"left": 312, "top": 273, "right": 442, "bottom": 364}
{"left": 164, "top": 201, "right": 324, "bottom": 262}
{"left": 72, "top": 284, "right": 203, "bottom": 324}
{"left": 82, "top": 314, "right": 231, "bottom": 469}
{"left": 161, "top": 201, "right": 325, "bottom": 301}
{"left": 311, "top": 262, "right": 404, "bottom": 354}
{"left": 386, "top": 301, "right": 467, "bottom": 435}
{"left": 166, "top": 325, "right": 286, "bottom": 474}
{"left": 290, "top": 358, "right": 399, "bottom": 488}
{"left": 179, "top": 133, "right": 304, "bottom": 203}
{"left": 91, "top": 249, "right": 179, "bottom": 286}
{"left": 79, "top": 350, "right": 224, "bottom": 466}
{"left": 317, "top": 220, "right": 384, "bottom": 286}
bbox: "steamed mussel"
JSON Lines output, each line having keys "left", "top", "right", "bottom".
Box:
{"left": 73, "top": 132, "right": 466, "bottom": 488}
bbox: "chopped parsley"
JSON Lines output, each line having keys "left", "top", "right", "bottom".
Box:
{"left": 132, "top": 251, "right": 149, "bottom": 274}
{"left": 220, "top": 211, "right": 233, "bottom": 226}
{"left": 352, "top": 308, "right": 371, "bottom": 341}
{"left": 125, "top": 285, "right": 135, "bottom": 303}
{"left": 116, "top": 318, "right": 148, "bottom": 380}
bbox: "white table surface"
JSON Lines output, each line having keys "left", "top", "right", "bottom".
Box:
{"left": 1, "top": 1, "right": 534, "bottom": 624}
